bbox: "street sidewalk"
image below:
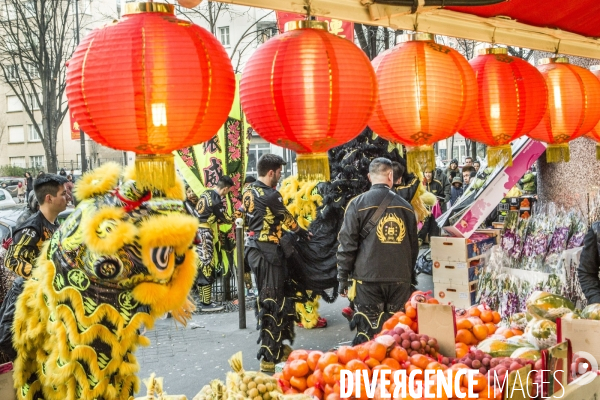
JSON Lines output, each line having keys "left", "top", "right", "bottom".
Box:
{"left": 136, "top": 273, "right": 434, "bottom": 398}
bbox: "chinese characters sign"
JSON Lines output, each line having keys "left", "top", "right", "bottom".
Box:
{"left": 276, "top": 12, "right": 354, "bottom": 40}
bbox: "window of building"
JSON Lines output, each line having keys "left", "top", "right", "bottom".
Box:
{"left": 246, "top": 143, "right": 271, "bottom": 177}
{"left": 26, "top": 93, "right": 39, "bottom": 109}
{"left": 5, "top": 35, "right": 17, "bottom": 51}
{"left": 219, "top": 26, "right": 230, "bottom": 47}
{"left": 7, "top": 64, "right": 18, "bottom": 81}
{"left": 4, "top": 4, "right": 16, "bottom": 20}
{"left": 30, "top": 155, "right": 44, "bottom": 168}
{"left": 8, "top": 125, "right": 24, "bottom": 143}
{"left": 10, "top": 157, "right": 25, "bottom": 167}
{"left": 28, "top": 124, "right": 41, "bottom": 141}
{"left": 24, "top": 1, "right": 35, "bottom": 18}
{"left": 7, "top": 95, "right": 22, "bottom": 112}
{"left": 24, "top": 63, "right": 39, "bottom": 79}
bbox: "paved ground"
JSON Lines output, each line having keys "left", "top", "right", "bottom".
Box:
{"left": 136, "top": 273, "right": 434, "bottom": 398}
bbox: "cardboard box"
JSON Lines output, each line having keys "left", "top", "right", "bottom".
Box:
{"left": 434, "top": 282, "right": 478, "bottom": 309}
{"left": 508, "top": 197, "right": 521, "bottom": 211}
{"left": 444, "top": 138, "right": 546, "bottom": 238}
{"left": 430, "top": 230, "right": 499, "bottom": 262}
{"left": 432, "top": 259, "right": 481, "bottom": 285}
{"left": 557, "top": 318, "right": 600, "bottom": 370}
{"left": 417, "top": 303, "right": 456, "bottom": 358}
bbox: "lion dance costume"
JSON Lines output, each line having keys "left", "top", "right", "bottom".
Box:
{"left": 12, "top": 163, "right": 199, "bottom": 400}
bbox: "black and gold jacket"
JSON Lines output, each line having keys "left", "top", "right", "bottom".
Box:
{"left": 3, "top": 211, "right": 59, "bottom": 278}
{"left": 424, "top": 179, "right": 445, "bottom": 203}
{"left": 337, "top": 184, "right": 419, "bottom": 283}
{"left": 393, "top": 175, "right": 420, "bottom": 203}
{"left": 242, "top": 181, "right": 298, "bottom": 244}
{"left": 196, "top": 189, "right": 232, "bottom": 225}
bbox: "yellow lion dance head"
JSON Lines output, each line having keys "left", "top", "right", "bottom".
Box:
{"left": 13, "top": 163, "right": 199, "bottom": 400}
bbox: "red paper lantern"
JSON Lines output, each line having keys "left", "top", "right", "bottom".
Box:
{"left": 369, "top": 33, "right": 477, "bottom": 173}
{"left": 240, "top": 21, "right": 377, "bottom": 181}
{"left": 586, "top": 65, "right": 600, "bottom": 159}
{"left": 460, "top": 48, "right": 548, "bottom": 167}
{"left": 528, "top": 58, "right": 600, "bottom": 163}
{"left": 66, "top": 2, "right": 235, "bottom": 190}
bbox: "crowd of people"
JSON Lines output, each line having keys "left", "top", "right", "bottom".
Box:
{"left": 0, "top": 153, "right": 545, "bottom": 377}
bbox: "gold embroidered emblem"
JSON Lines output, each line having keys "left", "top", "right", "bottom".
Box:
{"left": 376, "top": 213, "right": 406, "bottom": 244}
{"left": 197, "top": 197, "right": 207, "bottom": 214}
{"left": 243, "top": 190, "right": 255, "bottom": 213}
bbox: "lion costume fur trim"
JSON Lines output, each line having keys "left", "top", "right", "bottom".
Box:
{"left": 73, "top": 162, "right": 121, "bottom": 201}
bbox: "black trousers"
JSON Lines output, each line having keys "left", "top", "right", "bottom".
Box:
{"left": 418, "top": 214, "right": 440, "bottom": 242}
{"left": 350, "top": 281, "right": 412, "bottom": 345}
{"left": 245, "top": 242, "right": 298, "bottom": 363}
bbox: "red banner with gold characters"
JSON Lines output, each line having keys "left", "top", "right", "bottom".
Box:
{"left": 276, "top": 12, "right": 354, "bottom": 40}
{"left": 70, "top": 110, "right": 80, "bottom": 140}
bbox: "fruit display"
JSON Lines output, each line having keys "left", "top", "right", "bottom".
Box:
{"left": 509, "top": 312, "right": 532, "bottom": 330}
{"left": 487, "top": 357, "right": 537, "bottom": 389}
{"left": 476, "top": 337, "right": 535, "bottom": 358}
{"left": 526, "top": 291, "right": 575, "bottom": 322}
{"left": 580, "top": 303, "right": 600, "bottom": 320}
{"left": 454, "top": 305, "right": 502, "bottom": 346}
{"left": 524, "top": 319, "right": 557, "bottom": 349}
{"left": 510, "top": 347, "right": 541, "bottom": 361}
{"left": 380, "top": 292, "right": 440, "bottom": 334}
{"left": 194, "top": 352, "right": 282, "bottom": 400}
{"left": 440, "top": 348, "right": 494, "bottom": 375}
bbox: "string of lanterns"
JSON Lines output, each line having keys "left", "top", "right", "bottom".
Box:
{"left": 66, "top": 3, "right": 600, "bottom": 186}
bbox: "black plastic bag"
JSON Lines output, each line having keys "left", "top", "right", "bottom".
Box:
{"left": 415, "top": 249, "right": 433, "bottom": 276}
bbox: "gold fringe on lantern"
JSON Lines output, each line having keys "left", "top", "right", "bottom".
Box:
{"left": 487, "top": 144, "right": 513, "bottom": 167}
{"left": 596, "top": 144, "right": 600, "bottom": 160}
{"left": 296, "top": 152, "right": 330, "bottom": 182}
{"left": 135, "top": 153, "right": 176, "bottom": 193}
{"left": 546, "top": 143, "right": 570, "bottom": 163}
{"left": 406, "top": 145, "right": 435, "bottom": 174}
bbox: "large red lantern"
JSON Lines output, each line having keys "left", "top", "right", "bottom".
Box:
{"left": 66, "top": 2, "right": 235, "bottom": 190}
{"left": 240, "top": 21, "right": 377, "bottom": 181}
{"left": 460, "top": 48, "right": 548, "bottom": 167}
{"left": 528, "top": 58, "right": 600, "bottom": 163}
{"left": 369, "top": 33, "right": 477, "bottom": 173}
{"left": 586, "top": 65, "right": 600, "bottom": 160}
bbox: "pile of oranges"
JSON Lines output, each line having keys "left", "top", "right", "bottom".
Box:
{"left": 381, "top": 298, "right": 440, "bottom": 333}
{"left": 454, "top": 306, "right": 502, "bottom": 358}
{"left": 276, "top": 336, "right": 501, "bottom": 400}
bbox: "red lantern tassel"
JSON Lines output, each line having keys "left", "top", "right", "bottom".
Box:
{"left": 296, "top": 152, "right": 330, "bottom": 182}
{"left": 546, "top": 143, "right": 570, "bottom": 163}
{"left": 405, "top": 145, "right": 435, "bottom": 174}
{"left": 135, "top": 153, "right": 176, "bottom": 193}
{"left": 487, "top": 144, "right": 513, "bottom": 168}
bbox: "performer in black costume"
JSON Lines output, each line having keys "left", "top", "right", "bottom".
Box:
{"left": 242, "top": 154, "right": 310, "bottom": 372}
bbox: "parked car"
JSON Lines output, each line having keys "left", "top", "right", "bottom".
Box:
{"left": 0, "top": 177, "right": 24, "bottom": 199}
{"left": 0, "top": 189, "right": 17, "bottom": 209}
{"left": 0, "top": 204, "right": 25, "bottom": 241}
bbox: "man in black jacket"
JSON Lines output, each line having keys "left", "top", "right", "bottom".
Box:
{"left": 243, "top": 154, "right": 309, "bottom": 372}
{"left": 1, "top": 174, "right": 67, "bottom": 359}
{"left": 577, "top": 222, "right": 600, "bottom": 305}
{"left": 337, "top": 158, "right": 418, "bottom": 345}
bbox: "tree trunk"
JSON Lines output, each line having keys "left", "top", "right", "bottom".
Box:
{"left": 471, "top": 141, "right": 478, "bottom": 161}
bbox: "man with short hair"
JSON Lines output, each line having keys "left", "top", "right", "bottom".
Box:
{"left": 464, "top": 157, "right": 473, "bottom": 168}
{"left": 4, "top": 174, "right": 68, "bottom": 278}
{"left": 243, "top": 154, "right": 309, "bottom": 372}
{"left": 194, "top": 176, "right": 235, "bottom": 312}
{"left": 337, "top": 158, "right": 418, "bottom": 345}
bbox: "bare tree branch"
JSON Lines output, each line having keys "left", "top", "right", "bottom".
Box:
{"left": 0, "top": 0, "right": 106, "bottom": 173}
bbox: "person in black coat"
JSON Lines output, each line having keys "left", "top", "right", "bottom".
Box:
{"left": 450, "top": 177, "right": 464, "bottom": 205}
{"left": 24, "top": 172, "right": 33, "bottom": 202}
{"left": 577, "top": 222, "right": 600, "bottom": 305}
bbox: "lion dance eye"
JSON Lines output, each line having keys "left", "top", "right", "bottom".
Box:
{"left": 151, "top": 247, "right": 173, "bottom": 270}
{"left": 94, "top": 257, "right": 122, "bottom": 279}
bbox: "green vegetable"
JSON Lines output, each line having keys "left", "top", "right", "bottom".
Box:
{"left": 510, "top": 347, "right": 541, "bottom": 361}
{"left": 477, "top": 338, "right": 535, "bottom": 358}
{"left": 525, "top": 319, "right": 557, "bottom": 349}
